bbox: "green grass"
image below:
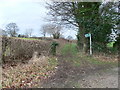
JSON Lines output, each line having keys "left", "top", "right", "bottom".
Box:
{"left": 84, "top": 56, "right": 107, "bottom": 65}
{"left": 72, "top": 54, "right": 107, "bottom": 67}
{"left": 61, "top": 43, "right": 117, "bottom": 67}
{"left": 83, "top": 55, "right": 117, "bottom": 66}
{"left": 61, "top": 43, "right": 78, "bottom": 56}
{"left": 60, "top": 43, "right": 117, "bottom": 67}
{"left": 61, "top": 43, "right": 81, "bottom": 66}
{"left": 107, "top": 42, "right": 115, "bottom": 48}
{"left": 12, "top": 37, "right": 40, "bottom": 40}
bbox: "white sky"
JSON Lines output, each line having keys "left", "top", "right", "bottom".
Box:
{"left": 0, "top": 0, "right": 77, "bottom": 39}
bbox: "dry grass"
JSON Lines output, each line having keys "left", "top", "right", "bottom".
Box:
{"left": 93, "top": 54, "right": 118, "bottom": 62}
{"left": 28, "top": 52, "right": 49, "bottom": 66}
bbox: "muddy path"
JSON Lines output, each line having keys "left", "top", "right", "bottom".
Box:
{"left": 41, "top": 55, "right": 118, "bottom": 88}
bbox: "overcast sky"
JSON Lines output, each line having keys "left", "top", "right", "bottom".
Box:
{"left": 0, "top": 0, "right": 77, "bottom": 39}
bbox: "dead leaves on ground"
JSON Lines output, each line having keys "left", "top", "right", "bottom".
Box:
{"left": 2, "top": 57, "right": 57, "bottom": 88}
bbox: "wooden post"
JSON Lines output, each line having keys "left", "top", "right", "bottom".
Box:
{"left": 89, "top": 33, "right": 92, "bottom": 55}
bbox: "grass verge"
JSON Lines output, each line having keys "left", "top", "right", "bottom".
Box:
{"left": 61, "top": 43, "right": 118, "bottom": 67}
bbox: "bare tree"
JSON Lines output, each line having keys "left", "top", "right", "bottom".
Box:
{"left": 2, "top": 30, "right": 7, "bottom": 36}
{"left": 47, "top": 1, "right": 119, "bottom": 53}
{"left": 40, "top": 25, "right": 48, "bottom": 38}
{"left": 0, "top": 29, "right": 7, "bottom": 36}
{"left": 25, "top": 28, "right": 33, "bottom": 37}
{"left": 5, "top": 23, "right": 19, "bottom": 37}
{"left": 41, "top": 24, "right": 62, "bottom": 39}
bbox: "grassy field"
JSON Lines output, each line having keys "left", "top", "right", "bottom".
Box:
{"left": 12, "top": 37, "right": 41, "bottom": 40}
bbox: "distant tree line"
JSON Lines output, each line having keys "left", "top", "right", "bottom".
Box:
{"left": 41, "top": 24, "right": 63, "bottom": 39}
{"left": 1, "top": 22, "right": 34, "bottom": 38}
{"left": 2, "top": 22, "right": 63, "bottom": 39}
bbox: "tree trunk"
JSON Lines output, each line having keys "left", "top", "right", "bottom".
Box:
{"left": 117, "top": 34, "right": 120, "bottom": 61}
{"left": 44, "top": 34, "right": 45, "bottom": 39}
{"left": 77, "top": 25, "right": 87, "bottom": 53}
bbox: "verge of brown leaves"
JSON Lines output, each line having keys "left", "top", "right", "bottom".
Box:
{"left": 2, "top": 56, "right": 58, "bottom": 88}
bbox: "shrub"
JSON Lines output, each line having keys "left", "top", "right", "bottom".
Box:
{"left": 1, "top": 37, "right": 52, "bottom": 63}
{"left": 50, "top": 41, "right": 59, "bottom": 56}
{"left": 92, "top": 42, "right": 118, "bottom": 55}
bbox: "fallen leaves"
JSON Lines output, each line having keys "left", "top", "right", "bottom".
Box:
{"left": 2, "top": 57, "right": 58, "bottom": 88}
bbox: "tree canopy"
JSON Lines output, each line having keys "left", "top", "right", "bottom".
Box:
{"left": 46, "top": 1, "right": 119, "bottom": 53}
{"left": 5, "top": 23, "right": 19, "bottom": 37}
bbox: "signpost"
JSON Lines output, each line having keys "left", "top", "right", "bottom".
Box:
{"left": 85, "top": 33, "right": 92, "bottom": 55}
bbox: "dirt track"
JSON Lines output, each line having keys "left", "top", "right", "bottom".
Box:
{"left": 77, "top": 67, "right": 118, "bottom": 88}
{"left": 41, "top": 56, "right": 118, "bottom": 88}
